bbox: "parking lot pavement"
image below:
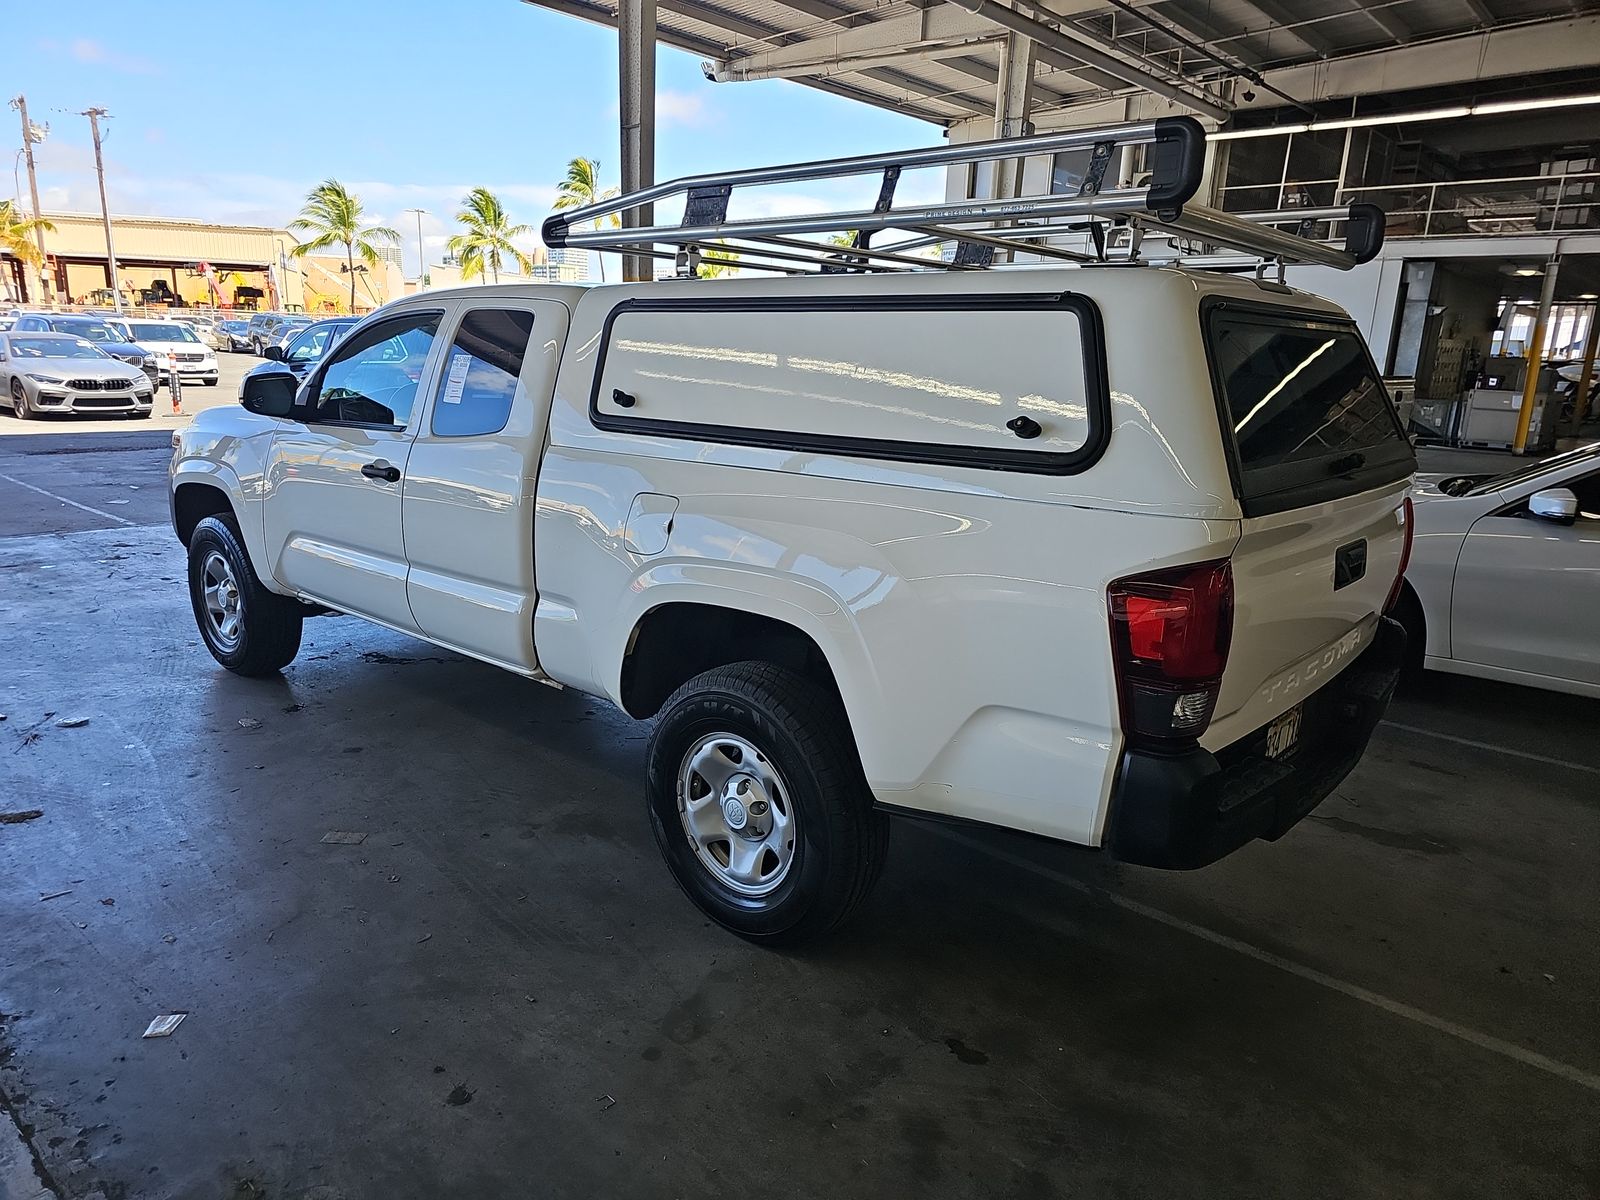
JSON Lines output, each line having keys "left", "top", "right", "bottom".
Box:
{"left": 0, "top": 451, "right": 1596, "bottom": 1199}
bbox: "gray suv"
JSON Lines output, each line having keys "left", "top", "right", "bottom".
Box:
{"left": 10, "top": 315, "right": 160, "bottom": 385}
{"left": 244, "top": 313, "right": 313, "bottom": 356}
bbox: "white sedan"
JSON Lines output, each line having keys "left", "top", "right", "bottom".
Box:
{"left": 1395, "top": 443, "right": 1600, "bottom": 697}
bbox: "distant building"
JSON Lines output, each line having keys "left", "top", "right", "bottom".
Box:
{"left": 528, "top": 244, "right": 589, "bottom": 283}
{"left": 372, "top": 243, "right": 403, "bottom": 268}
{"left": 6, "top": 210, "right": 409, "bottom": 313}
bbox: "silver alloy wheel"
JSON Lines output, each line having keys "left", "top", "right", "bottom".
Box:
{"left": 11, "top": 378, "right": 26, "bottom": 416}
{"left": 677, "top": 732, "right": 797, "bottom": 897}
{"left": 201, "top": 549, "right": 243, "bottom": 650}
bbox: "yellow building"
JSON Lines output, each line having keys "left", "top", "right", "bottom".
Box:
{"left": 13, "top": 210, "right": 407, "bottom": 314}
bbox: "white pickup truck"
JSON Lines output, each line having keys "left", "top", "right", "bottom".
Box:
{"left": 170, "top": 127, "right": 1413, "bottom": 942}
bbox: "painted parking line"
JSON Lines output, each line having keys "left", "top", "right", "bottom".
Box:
{"left": 935, "top": 828, "right": 1600, "bottom": 1096}
{"left": 1382, "top": 720, "right": 1600, "bottom": 777}
{"left": 0, "top": 471, "right": 138, "bottom": 528}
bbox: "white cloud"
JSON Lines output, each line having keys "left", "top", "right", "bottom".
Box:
{"left": 57, "top": 37, "right": 161, "bottom": 76}
{"left": 657, "top": 89, "right": 715, "bottom": 128}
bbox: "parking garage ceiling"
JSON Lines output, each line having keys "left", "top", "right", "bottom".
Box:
{"left": 520, "top": 0, "right": 1600, "bottom": 125}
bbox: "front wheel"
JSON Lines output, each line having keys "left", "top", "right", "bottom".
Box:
{"left": 203, "top": 377, "right": 218, "bottom": 387}
{"left": 645, "top": 662, "right": 889, "bottom": 945}
{"left": 186, "top": 514, "right": 303, "bottom": 676}
{"left": 11, "top": 379, "right": 37, "bottom": 420}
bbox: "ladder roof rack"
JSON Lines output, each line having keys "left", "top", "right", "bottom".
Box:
{"left": 541, "top": 116, "right": 1385, "bottom": 277}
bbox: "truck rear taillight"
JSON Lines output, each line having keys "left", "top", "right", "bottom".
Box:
{"left": 1384, "top": 496, "right": 1414, "bottom": 613}
{"left": 1108, "top": 560, "right": 1234, "bottom": 745}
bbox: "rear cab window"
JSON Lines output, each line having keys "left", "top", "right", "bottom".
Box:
{"left": 1204, "top": 301, "right": 1414, "bottom": 515}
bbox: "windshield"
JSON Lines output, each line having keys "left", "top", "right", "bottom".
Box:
{"left": 222, "top": 321, "right": 249, "bottom": 333}
{"left": 1465, "top": 442, "right": 1600, "bottom": 496}
{"left": 13, "top": 337, "right": 108, "bottom": 360}
{"left": 52, "top": 320, "right": 126, "bottom": 343}
{"left": 129, "top": 322, "right": 200, "bottom": 343}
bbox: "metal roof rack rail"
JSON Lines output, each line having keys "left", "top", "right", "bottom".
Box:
{"left": 541, "top": 117, "right": 1383, "bottom": 276}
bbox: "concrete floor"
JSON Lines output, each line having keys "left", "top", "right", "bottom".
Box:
{"left": 0, "top": 433, "right": 1596, "bottom": 1200}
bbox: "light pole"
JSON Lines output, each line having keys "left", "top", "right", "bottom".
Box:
{"left": 404, "top": 208, "right": 427, "bottom": 291}
{"left": 9, "top": 96, "right": 50, "bottom": 303}
{"left": 81, "top": 107, "right": 123, "bottom": 312}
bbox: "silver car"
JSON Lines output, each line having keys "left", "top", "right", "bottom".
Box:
{"left": 0, "top": 332, "right": 157, "bottom": 420}
{"left": 1395, "top": 442, "right": 1600, "bottom": 697}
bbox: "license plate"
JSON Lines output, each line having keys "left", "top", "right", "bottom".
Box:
{"left": 1266, "top": 705, "right": 1303, "bottom": 759}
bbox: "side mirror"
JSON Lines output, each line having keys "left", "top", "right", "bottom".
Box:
{"left": 1528, "top": 487, "right": 1578, "bottom": 525}
{"left": 264, "top": 344, "right": 285, "bottom": 361}
{"left": 240, "top": 371, "right": 297, "bottom": 418}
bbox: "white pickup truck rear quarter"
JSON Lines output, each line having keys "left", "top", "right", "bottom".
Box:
{"left": 534, "top": 268, "right": 1260, "bottom": 845}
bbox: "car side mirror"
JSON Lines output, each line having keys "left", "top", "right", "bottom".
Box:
{"left": 240, "top": 371, "right": 297, "bottom": 418}
{"left": 1528, "top": 487, "right": 1578, "bottom": 525}
{"left": 264, "top": 344, "right": 285, "bottom": 361}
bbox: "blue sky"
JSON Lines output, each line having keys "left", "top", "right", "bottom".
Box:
{"left": 11, "top": 0, "right": 941, "bottom": 275}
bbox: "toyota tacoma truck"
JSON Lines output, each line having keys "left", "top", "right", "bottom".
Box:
{"left": 170, "top": 125, "right": 1412, "bottom": 943}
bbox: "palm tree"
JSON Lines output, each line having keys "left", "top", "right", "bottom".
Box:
{"left": 447, "top": 188, "right": 535, "bottom": 284}
{"left": 551, "top": 157, "right": 619, "bottom": 282}
{"left": 286, "top": 180, "right": 399, "bottom": 313}
{"left": 1, "top": 200, "right": 53, "bottom": 301}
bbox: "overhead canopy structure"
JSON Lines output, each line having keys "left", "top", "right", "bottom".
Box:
{"left": 519, "top": 0, "right": 1600, "bottom": 128}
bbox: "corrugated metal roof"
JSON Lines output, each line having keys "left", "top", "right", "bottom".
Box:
{"left": 522, "top": 0, "right": 1600, "bottom": 126}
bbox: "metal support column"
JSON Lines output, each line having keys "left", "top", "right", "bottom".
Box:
{"left": 1513, "top": 254, "right": 1560, "bottom": 455}
{"left": 1574, "top": 305, "right": 1599, "bottom": 426}
{"left": 618, "top": 0, "right": 656, "bottom": 283}
{"left": 992, "top": 33, "right": 1035, "bottom": 201}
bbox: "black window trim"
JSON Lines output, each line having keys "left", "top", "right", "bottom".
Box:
{"left": 1199, "top": 295, "right": 1415, "bottom": 518}
{"left": 587, "top": 291, "right": 1112, "bottom": 476}
{"left": 298, "top": 307, "right": 446, "bottom": 434}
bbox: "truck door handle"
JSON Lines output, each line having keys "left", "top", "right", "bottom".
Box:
{"left": 360, "top": 461, "right": 401, "bottom": 482}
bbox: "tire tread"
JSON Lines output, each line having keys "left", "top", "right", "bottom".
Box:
{"left": 649, "top": 660, "right": 888, "bottom": 944}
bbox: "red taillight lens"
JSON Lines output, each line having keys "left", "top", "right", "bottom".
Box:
{"left": 1384, "top": 496, "right": 1414, "bottom": 612}
{"left": 1109, "top": 559, "right": 1234, "bottom": 745}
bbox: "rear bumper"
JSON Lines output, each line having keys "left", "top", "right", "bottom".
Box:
{"left": 1106, "top": 617, "right": 1406, "bottom": 870}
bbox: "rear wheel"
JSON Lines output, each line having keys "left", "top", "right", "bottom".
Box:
{"left": 186, "top": 514, "right": 302, "bottom": 676}
{"left": 645, "top": 661, "right": 889, "bottom": 945}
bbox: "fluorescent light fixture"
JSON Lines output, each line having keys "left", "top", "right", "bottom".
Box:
{"left": 1208, "top": 124, "right": 1309, "bottom": 141}
{"left": 1472, "top": 93, "right": 1600, "bottom": 116}
{"left": 1208, "top": 93, "right": 1600, "bottom": 141}
{"left": 1313, "top": 106, "right": 1471, "bottom": 131}
{"left": 1579, "top": 293, "right": 1600, "bottom": 300}
{"left": 1513, "top": 268, "right": 1543, "bottom": 277}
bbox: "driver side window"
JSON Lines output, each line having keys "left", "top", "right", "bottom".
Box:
{"left": 305, "top": 312, "right": 440, "bottom": 428}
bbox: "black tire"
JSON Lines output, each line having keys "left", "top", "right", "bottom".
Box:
{"left": 203, "top": 378, "right": 218, "bottom": 387}
{"left": 646, "top": 661, "right": 889, "bottom": 945}
{"left": 1389, "top": 584, "right": 1429, "bottom": 690}
{"left": 133, "top": 408, "right": 154, "bottom": 419}
{"left": 186, "top": 513, "right": 303, "bottom": 676}
{"left": 11, "top": 379, "right": 37, "bottom": 420}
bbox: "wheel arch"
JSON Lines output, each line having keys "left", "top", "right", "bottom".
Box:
{"left": 172, "top": 479, "right": 237, "bottom": 545}
{"left": 619, "top": 600, "right": 849, "bottom": 721}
